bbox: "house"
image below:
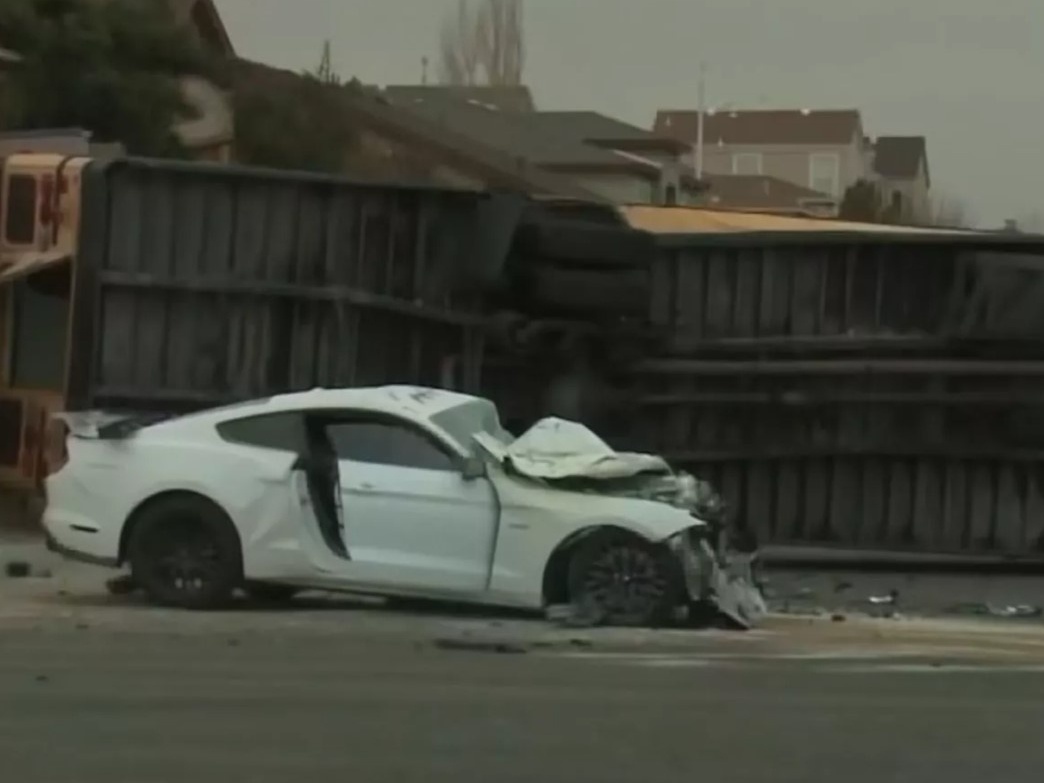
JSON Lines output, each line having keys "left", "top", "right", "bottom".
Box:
{"left": 14, "top": 0, "right": 237, "bottom": 162}
{"left": 86, "top": 0, "right": 235, "bottom": 160}
{"left": 871, "top": 136, "right": 930, "bottom": 223}
{"left": 654, "top": 108, "right": 867, "bottom": 207}
{"left": 161, "top": 0, "right": 236, "bottom": 162}
{"left": 386, "top": 87, "right": 702, "bottom": 205}
{"left": 701, "top": 174, "right": 839, "bottom": 218}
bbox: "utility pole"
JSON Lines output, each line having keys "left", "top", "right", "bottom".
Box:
{"left": 695, "top": 61, "right": 706, "bottom": 180}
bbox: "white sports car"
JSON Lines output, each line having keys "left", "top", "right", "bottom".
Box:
{"left": 43, "top": 386, "right": 764, "bottom": 627}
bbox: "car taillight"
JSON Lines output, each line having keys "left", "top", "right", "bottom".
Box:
{"left": 43, "top": 419, "right": 69, "bottom": 476}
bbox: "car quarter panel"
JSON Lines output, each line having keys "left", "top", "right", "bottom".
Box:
{"left": 44, "top": 435, "right": 304, "bottom": 569}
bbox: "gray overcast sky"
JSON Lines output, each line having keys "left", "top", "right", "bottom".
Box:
{"left": 214, "top": 0, "right": 1043, "bottom": 227}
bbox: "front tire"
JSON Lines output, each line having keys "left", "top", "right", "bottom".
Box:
{"left": 567, "top": 533, "right": 679, "bottom": 627}
{"left": 127, "top": 495, "right": 242, "bottom": 610}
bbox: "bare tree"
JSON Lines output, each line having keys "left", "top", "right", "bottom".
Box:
{"left": 437, "top": 0, "right": 525, "bottom": 86}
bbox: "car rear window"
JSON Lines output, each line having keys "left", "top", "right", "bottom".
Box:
{"left": 216, "top": 412, "right": 304, "bottom": 453}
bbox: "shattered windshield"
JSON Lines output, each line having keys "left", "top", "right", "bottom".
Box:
{"left": 429, "top": 399, "right": 515, "bottom": 452}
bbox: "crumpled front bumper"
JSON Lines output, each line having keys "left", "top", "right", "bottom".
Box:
{"left": 670, "top": 529, "right": 767, "bottom": 629}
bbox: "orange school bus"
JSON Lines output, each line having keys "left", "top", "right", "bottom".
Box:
{"left": 0, "top": 153, "right": 90, "bottom": 496}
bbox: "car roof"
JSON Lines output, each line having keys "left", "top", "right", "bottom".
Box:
{"left": 206, "top": 385, "right": 484, "bottom": 423}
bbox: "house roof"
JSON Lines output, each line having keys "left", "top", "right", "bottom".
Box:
{"left": 873, "top": 135, "right": 929, "bottom": 185}
{"left": 383, "top": 95, "right": 705, "bottom": 190}
{"left": 654, "top": 109, "right": 863, "bottom": 146}
{"left": 385, "top": 96, "right": 667, "bottom": 178}
{"left": 521, "top": 111, "right": 690, "bottom": 155}
{"left": 169, "top": 0, "right": 236, "bottom": 56}
{"left": 384, "top": 85, "right": 536, "bottom": 112}
{"left": 229, "top": 59, "right": 602, "bottom": 200}
{"left": 702, "top": 174, "right": 835, "bottom": 212}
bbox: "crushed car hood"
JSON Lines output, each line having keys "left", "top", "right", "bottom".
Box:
{"left": 475, "top": 417, "right": 670, "bottom": 481}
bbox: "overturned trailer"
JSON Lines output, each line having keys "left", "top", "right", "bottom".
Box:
{"left": 486, "top": 207, "right": 1044, "bottom": 559}
{"left": 614, "top": 215, "right": 1044, "bottom": 559}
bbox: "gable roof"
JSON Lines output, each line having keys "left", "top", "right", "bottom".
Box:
{"left": 520, "top": 111, "right": 690, "bottom": 155}
{"left": 703, "top": 174, "right": 836, "bottom": 213}
{"left": 230, "top": 60, "right": 602, "bottom": 200}
{"left": 166, "top": 0, "right": 235, "bottom": 56}
{"left": 873, "top": 135, "right": 929, "bottom": 185}
{"left": 384, "top": 85, "right": 536, "bottom": 112}
{"left": 654, "top": 109, "right": 863, "bottom": 146}
{"left": 384, "top": 96, "right": 666, "bottom": 177}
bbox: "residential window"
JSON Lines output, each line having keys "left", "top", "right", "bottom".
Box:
{"left": 809, "top": 153, "right": 840, "bottom": 196}
{"left": 732, "top": 153, "right": 762, "bottom": 175}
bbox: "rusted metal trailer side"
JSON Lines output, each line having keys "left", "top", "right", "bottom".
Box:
{"left": 616, "top": 229, "right": 1044, "bottom": 557}
{"left": 63, "top": 158, "right": 520, "bottom": 412}
{"left": 648, "top": 231, "right": 1044, "bottom": 353}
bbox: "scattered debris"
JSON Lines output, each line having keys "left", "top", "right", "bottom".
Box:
{"left": 944, "top": 602, "right": 1042, "bottom": 620}
{"left": 4, "top": 561, "right": 31, "bottom": 578}
{"left": 994, "top": 605, "right": 1042, "bottom": 619}
{"left": 868, "top": 589, "right": 899, "bottom": 606}
{"left": 545, "top": 602, "right": 606, "bottom": 629}
{"left": 433, "top": 638, "right": 528, "bottom": 655}
{"left": 777, "top": 605, "right": 824, "bottom": 617}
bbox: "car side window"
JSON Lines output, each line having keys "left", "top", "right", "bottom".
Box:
{"left": 216, "top": 412, "right": 305, "bottom": 453}
{"left": 326, "top": 420, "right": 455, "bottom": 472}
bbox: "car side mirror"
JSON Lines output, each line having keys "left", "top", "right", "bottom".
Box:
{"left": 461, "top": 456, "right": 487, "bottom": 480}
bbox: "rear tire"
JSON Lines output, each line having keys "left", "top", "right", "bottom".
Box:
{"left": 127, "top": 495, "right": 242, "bottom": 610}
{"left": 567, "top": 533, "right": 679, "bottom": 627}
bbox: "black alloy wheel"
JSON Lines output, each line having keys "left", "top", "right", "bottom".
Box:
{"left": 567, "top": 535, "right": 678, "bottom": 627}
{"left": 128, "top": 496, "right": 241, "bottom": 610}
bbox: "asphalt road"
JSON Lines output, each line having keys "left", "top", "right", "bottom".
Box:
{"left": 5, "top": 548, "right": 1044, "bottom": 782}
{"left": 2, "top": 580, "right": 1044, "bottom": 781}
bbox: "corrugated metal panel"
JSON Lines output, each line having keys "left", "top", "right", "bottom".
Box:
{"left": 597, "top": 357, "right": 1044, "bottom": 556}
{"left": 685, "top": 457, "right": 1044, "bottom": 556}
{"left": 648, "top": 242, "right": 1044, "bottom": 350}
{"left": 66, "top": 158, "right": 515, "bottom": 411}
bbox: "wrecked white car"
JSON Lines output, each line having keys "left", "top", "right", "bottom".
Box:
{"left": 43, "top": 385, "right": 764, "bottom": 627}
